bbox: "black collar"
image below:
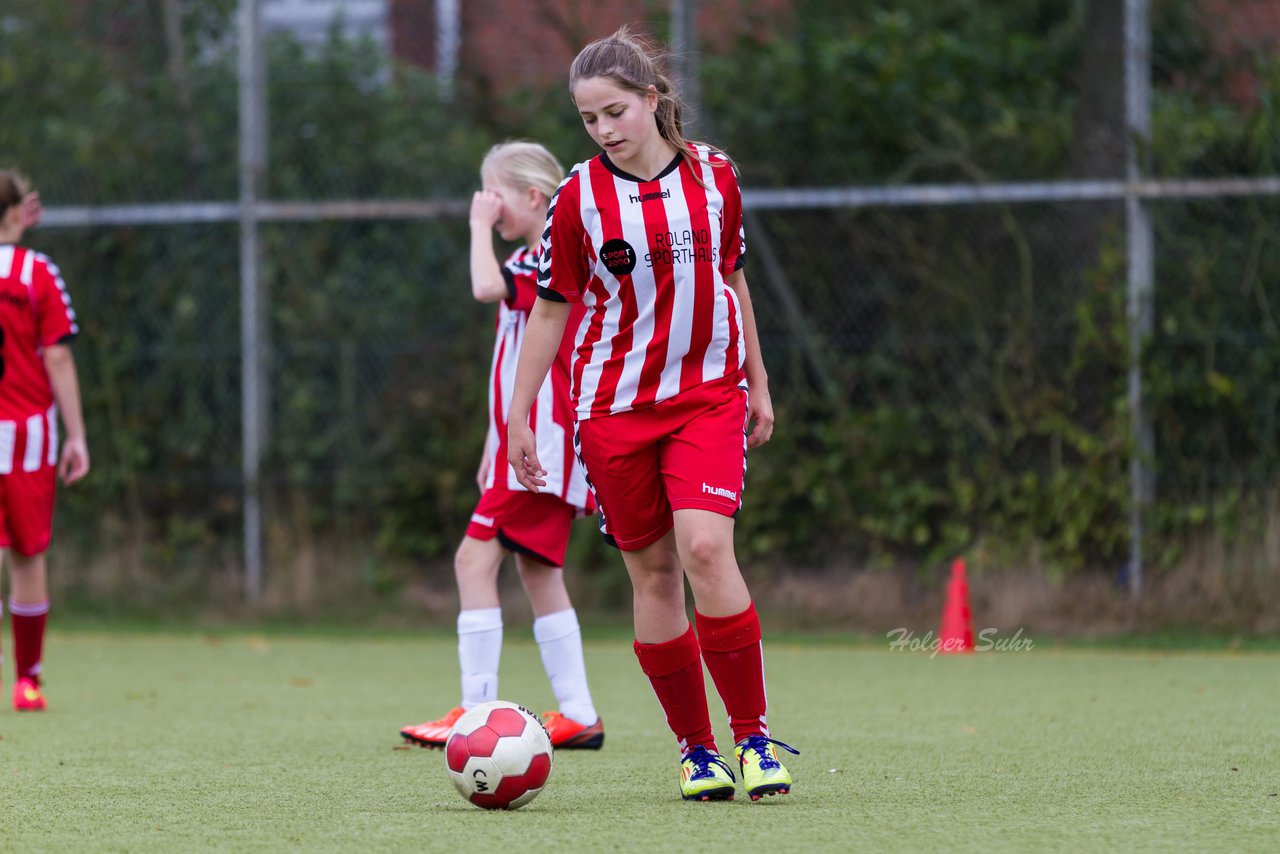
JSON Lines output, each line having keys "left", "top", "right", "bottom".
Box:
{"left": 600, "top": 152, "right": 683, "bottom": 183}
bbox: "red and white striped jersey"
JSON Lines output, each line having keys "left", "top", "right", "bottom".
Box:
{"left": 537, "top": 145, "right": 746, "bottom": 420}
{"left": 482, "top": 245, "right": 592, "bottom": 510}
{"left": 0, "top": 245, "right": 79, "bottom": 422}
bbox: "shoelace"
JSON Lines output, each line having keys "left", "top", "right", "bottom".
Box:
{"left": 684, "top": 746, "right": 735, "bottom": 781}
{"left": 738, "top": 736, "right": 800, "bottom": 771}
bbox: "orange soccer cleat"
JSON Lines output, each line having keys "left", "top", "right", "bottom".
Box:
{"left": 13, "top": 677, "right": 47, "bottom": 712}
{"left": 400, "top": 707, "right": 466, "bottom": 748}
{"left": 541, "top": 711, "right": 605, "bottom": 749}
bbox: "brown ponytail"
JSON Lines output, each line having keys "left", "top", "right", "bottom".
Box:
{"left": 569, "top": 26, "right": 731, "bottom": 183}
{"left": 0, "top": 169, "right": 31, "bottom": 220}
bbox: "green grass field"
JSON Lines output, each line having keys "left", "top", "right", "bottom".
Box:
{"left": 0, "top": 630, "right": 1276, "bottom": 852}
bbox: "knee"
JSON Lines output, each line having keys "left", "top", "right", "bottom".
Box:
{"left": 681, "top": 531, "right": 731, "bottom": 573}
{"left": 632, "top": 574, "right": 681, "bottom": 605}
{"left": 9, "top": 551, "right": 45, "bottom": 575}
{"left": 454, "top": 540, "right": 490, "bottom": 582}
{"left": 629, "top": 561, "right": 681, "bottom": 601}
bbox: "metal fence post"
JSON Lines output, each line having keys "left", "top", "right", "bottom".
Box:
{"left": 1125, "top": 0, "right": 1154, "bottom": 598}
{"left": 436, "top": 0, "right": 460, "bottom": 97}
{"left": 239, "top": 0, "right": 268, "bottom": 602}
{"left": 670, "top": 0, "right": 702, "bottom": 138}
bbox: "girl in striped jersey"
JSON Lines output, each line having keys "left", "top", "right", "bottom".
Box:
{"left": 507, "top": 28, "right": 797, "bottom": 802}
{"left": 0, "top": 170, "right": 90, "bottom": 712}
{"left": 400, "top": 143, "right": 604, "bottom": 751}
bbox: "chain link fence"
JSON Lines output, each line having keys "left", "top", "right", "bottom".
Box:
{"left": 3, "top": 0, "right": 1278, "bottom": 611}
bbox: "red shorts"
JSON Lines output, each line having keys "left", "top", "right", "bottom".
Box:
{"left": 575, "top": 377, "right": 748, "bottom": 551}
{"left": 465, "top": 486, "right": 576, "bottom": 567}
{"left": 0, "top": 466, "right": 57, "bottom": 557}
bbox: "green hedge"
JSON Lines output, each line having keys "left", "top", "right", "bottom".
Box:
{"left": 3, "top": 0, "right": 1277, "bottom": 595}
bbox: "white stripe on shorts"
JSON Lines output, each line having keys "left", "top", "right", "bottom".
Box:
{"left": 23, "top": 414, "right": 43, "bottom": 473}
{"left": 46, "top": 406, "right": 59, "bottom": 467}
{"left": 0, "top": 422, "right": 14, "bottom": 475}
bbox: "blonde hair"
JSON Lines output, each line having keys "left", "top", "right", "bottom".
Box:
{"left": 569, "top": 25, "right": 730, "bottom": 178}
{"left": 481, "top": 141, "right": 564, "bottom": 201}
{"left": 0, "top": 169, "right": 31, "bottom": 219}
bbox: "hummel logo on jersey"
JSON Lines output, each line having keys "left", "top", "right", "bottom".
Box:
{"left": 0, "top": 291, "right": 29, "bottom": 310}
{"left": 701, "top": 483, "right": 738, "bottom": 501}
{"left": 629, "top": 189, "right": 671, "bottom": 204}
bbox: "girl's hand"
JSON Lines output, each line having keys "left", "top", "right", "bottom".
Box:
{"left": 746, "top": 385, "right": 775, "bottom": 449}
{"left": 508, "top": 421, "right": 546, "bottom": 492}
{"left": 469, "top": 190, "right": 503, "bottom": 229}
{"left": 475, "top": 453, "right": 492, "bottom": 492}
{"left": 20, "top": 192, "right": 43, "bottom": 229}
{"left": 59, "top": 437, "right": 90, "bottom": 484}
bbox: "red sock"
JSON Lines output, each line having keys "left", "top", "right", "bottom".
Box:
{"left": 696, "top": 602, "right": 769, "bottom": 744}
{"left": 10, "top": 599, "right": 49, "bottom": 685}
{"left": 633, "top": 624, "right": 716, "bottom": 754}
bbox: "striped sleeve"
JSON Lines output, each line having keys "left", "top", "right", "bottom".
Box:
{"left": 716, "top": 157, "right": 746, "bottom": 274}
{"left": 33, "top": 253, "right": 79, "bottom": 345}
{"left": 503, "top": 247, "right": 539, "bottom": 312}
{"left": 537, "top": 169, "right": 587, "bottom": 304}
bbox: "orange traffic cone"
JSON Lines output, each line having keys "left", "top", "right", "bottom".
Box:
{"left": 938, "top": 558, "right": 974, "bottom": 654}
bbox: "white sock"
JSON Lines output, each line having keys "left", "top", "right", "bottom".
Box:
{"left": 533, "top": 608, "right": 598, "bottom": 725}
{"left": 458, "top": 608, "right": 503, "bottom": 709}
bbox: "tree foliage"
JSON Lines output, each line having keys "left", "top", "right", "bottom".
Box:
{"left": 2, "top": 0, "right": 1276, "bottom": 598}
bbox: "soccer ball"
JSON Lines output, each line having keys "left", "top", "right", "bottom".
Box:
{"left": 445, "top": 701, "right": 554, "bottom": 810}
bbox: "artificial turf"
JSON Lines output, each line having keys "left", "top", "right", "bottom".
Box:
{"left": 0, "top": 631, "right": 1275, "bottom": 851}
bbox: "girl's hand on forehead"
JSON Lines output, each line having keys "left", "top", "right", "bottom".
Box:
{"left": 21, "top": 191, "right": 43, "bottom": 229}
{"left": 469, "top": 190, "right": 503, "bottom": 228}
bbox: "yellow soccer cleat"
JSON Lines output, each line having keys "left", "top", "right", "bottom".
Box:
{"left": 679, "top": 745, "right": 737, "bottom": 802}
{"left": 734, "top": 735, "right": 800, "bottom": 801}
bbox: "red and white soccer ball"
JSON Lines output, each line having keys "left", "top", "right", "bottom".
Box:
{"left": 445, "top": 701, "right": 554, "bottom": 810}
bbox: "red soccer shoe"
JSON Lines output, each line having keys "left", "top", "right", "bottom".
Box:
{"left": 541, "top": 711, "right": 605, "bottom": 749}
{"left": 13, "top": 678, "right": 47, "bottom": 712}
{"left": 400, "top": 706, "right": 465, "bottom": 748}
